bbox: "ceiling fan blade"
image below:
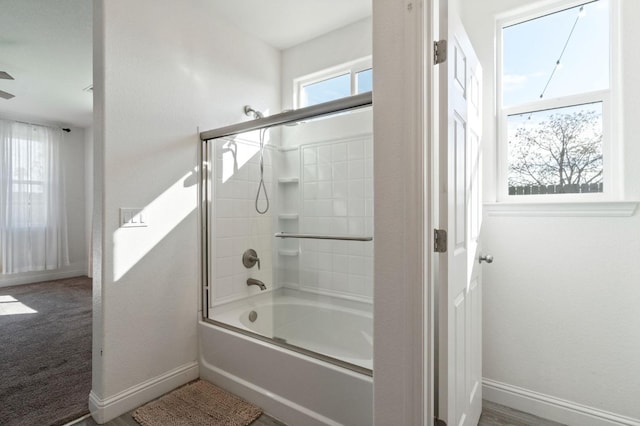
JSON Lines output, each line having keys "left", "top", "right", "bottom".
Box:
{"left": 0, "top": 90, "right": 15, "bottom": 99}
{"left": 0, "top": 71, "right": 14, "bottom": 80}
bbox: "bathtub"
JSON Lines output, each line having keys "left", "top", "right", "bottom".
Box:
{"left": 199, "top": 289, "right": 373, "bottom": 425}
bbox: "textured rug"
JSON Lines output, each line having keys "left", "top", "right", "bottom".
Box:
{"left": 0, "top": 276, "right": 92, "bottom": 426}
{"left": 133, "top": 380, "right": 263, "bottom": 426}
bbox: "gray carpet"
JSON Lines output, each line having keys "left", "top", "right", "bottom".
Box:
{"left": 0, "top": 276, "right": 92, "bottom": 426}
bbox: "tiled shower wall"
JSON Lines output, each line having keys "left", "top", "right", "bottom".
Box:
{"left": 212, "top": 135, "right": 274, "bottom": 305}
{"left": 296, "top": 135, "right": 374, "bottom": 301}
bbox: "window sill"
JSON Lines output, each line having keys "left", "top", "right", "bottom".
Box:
{"left": 484, "top": 201, "right": 638, "bottom": 217}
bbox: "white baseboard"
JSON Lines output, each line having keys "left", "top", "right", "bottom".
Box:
{"left": 0, "top": 262, "right": 88, "bottom": 288}
{"left": 483, "top": 378, "right": 640, "bottom": 426}
{"left": 88, "top": 361, "right": 199, "bottom": 424}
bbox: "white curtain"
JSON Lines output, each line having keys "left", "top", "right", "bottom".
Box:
{"left": 0, "top": 119, "right": 69, "bottom": 274}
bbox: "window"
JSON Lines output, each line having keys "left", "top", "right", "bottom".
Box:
{"left": 296, "top": 57, "right": 372, "bottom": 108}
{"left": 0, "top": 120, "right": 68, "bottom": 274}
{"left": 497, "top": 0, "right": 617, "bottom": 200}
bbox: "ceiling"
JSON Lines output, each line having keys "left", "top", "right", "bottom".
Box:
{"left": 209, "top": 0, "right": 372, "bottom": 50}
{"left": 0, "top": 0, "right": 93, "bottom": 128}
{"left": 0, "top": 1, "right": 370, "bottom": 129}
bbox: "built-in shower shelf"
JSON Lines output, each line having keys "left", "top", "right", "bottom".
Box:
{"left": 278, "top": 249, "right": 299, "bottom": 257}
{"left": 278, "top": 177, "right": 299, "bottom": 184}
{"left": 278, "top": 213, "right": 299, "bottom": 220}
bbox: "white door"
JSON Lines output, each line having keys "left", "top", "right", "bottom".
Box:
{"left": 438, "top": 1, "right": 484, "bottom": 425}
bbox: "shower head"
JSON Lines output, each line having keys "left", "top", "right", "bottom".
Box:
{"left": 244, "top": 105, "right": 263, "bottom": 119}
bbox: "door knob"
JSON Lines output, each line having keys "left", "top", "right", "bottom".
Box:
{"left": 479, "top": 254, "right": 494, "bottom": 264}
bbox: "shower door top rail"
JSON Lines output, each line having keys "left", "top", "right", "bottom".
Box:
{"left": 200, "top": 92, "right": 373, "bottom": 141}
{"left": 275, "top": 232, "right": 373, "bottom": 242}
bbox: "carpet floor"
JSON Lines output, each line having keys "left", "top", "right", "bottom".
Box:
{"left": 0, "top": 276, "right": 92, "bottom": 426}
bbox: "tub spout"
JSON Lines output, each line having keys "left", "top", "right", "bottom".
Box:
{"left": 247, "top": 278, "right": 267, "bottom": 291}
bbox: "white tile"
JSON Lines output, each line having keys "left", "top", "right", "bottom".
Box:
{"left": 318, "top": 163, "right": 332, "bottom": 181}
{"left": 317, "top": 270, "right": 333, "bottom": 288}
{"left": 304, "top": 200, "right": 317, "bottom": 217}
{"left": 331, "top": 143, "right": 348, "bottom": 161}
{"left": 303, "top": 182, "right": 318, "bottom": 199}
{"left": 317, "top": 199, "right": 333, "bottom": 216}
{"left": 364, "top": 256, "right": 374, "bottom": 277}
{"left": 333, "top": 199, "right": 348, "bottom": 216}
{"left": 348, "top": 180, "right": 365, "bottom": 199}
{"left": 332, "top": 162, "right": 348, "bottom": 180}
{"left": 215, "top": 219, "right": 234, "bottom": 238}
{"left": 303, "top": 147, "right": 317, "bottom": 165}
{"left": 348, "top": 160, "right": 365, "bottom": 180}
{"left": 216, "top": 238, "right": 234, "bottom": 257}
{"left": 215, "top": 200, "right": 234, "bottom": 219}
{"left": 318, "top": 145, "right": 332, "bottom": 163}
{"left": 348, "top": 199, "right": 365, "bottom": 216}
{"left": 348, "top": 140, "right": 364, "bottom": 160}
{"left": 331, "top": 272, "right": 349, "bottom": 292}
{"left": 332, "top": 218, "right": 348, "bottom": 234}
{"left": 365, "top": 198, "right": 374, "bottom": 217}
{"left": 332, "top": 181, "right": 348, "bottom": 199}
{"left": 333, "top": 254, "right": 349, "bottom": 273}
{"left": 317, "top": 181, "right": 332, "bottom": 199}
{"left": 348, "top": 256, "right": 366, "bottom": 275}
{"left": 317, "top": 252, "right": 332, "bottom": 271}
{"left": 215, "top": 256, "right": 234, "bottom": 278}
{"left": 304, "top": 164, "right": 317, "bottom": 181}
{"left": 349, "top": 218, "right": 365, "bottom": 235}
{"left": 364, "top": 137, "right": 373, "bottom": 157}
{"left": 215, "top": 277, "right": 234, "bottom": 299}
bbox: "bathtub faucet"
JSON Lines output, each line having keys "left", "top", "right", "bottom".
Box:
{"left": 247, "top": 278, "right": 267, "bottom": 291}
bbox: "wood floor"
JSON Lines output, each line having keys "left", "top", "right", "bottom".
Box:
{"left": 69, "top": 400, "right": 563, "bottom": 426}
{"left": 479, "top": 400, "right": 565, "bottom": 426}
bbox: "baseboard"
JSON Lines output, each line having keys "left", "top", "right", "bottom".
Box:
{"left": 88, "top": 361, "right": 199, "bottom": 424}
{"left": 0, "top": 262, "right": 88, "bottom": 288}
{"left": 483, "top": 378, "right": 640, "bottom": 426}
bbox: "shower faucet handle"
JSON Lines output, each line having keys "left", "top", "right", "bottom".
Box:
{"left": 242, "top": 249, "right": 260, "bottom": 270}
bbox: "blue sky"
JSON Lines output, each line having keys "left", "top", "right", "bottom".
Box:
{"left": 503, "top": 0, "right": 609, "bottom": 107}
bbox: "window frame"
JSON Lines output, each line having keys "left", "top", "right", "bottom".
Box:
{"left": 294, "top": 56, "right": 372, "bottom": 109}
{"left": 495, "top": 0, "right": 621, "bottom": 203}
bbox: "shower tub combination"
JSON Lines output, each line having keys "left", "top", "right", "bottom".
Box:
{"left": 199, "top": 93, "right": 374, "bottom": 425}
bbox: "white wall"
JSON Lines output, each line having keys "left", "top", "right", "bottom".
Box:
{"left": 461, "top": 0, "right": 640, "bottom": 422}
{"left": 0, "top": 123, "right": 89, "bottom": 287}
{"left": 91, "top": 0, "right": 280, "bottom": 421}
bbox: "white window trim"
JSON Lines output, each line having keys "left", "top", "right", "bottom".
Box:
{"left": 495, "top": 0, "right": 622, "bottom": 204}
{"left": 294, "top": 56, "right": 372, "bottom": 109}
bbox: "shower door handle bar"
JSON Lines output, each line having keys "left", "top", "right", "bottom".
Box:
{"left": 200, "top": 92, "right": 373, "bottom": 141}
{"left": 275, "top": 232, "right": 373, "bottom": 242}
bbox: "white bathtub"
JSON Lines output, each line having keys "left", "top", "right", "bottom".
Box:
{"left": 199, "top": 289, "right": 373, "bottom": 425}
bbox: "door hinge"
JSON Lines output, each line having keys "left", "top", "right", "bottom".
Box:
{"left": 434, "top": 229, "right": 447, "bottom": 253}
{"left": 434, "top": 40, "right": 447, "bottom": 65}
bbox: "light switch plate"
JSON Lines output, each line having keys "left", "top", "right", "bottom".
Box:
{"left": 120, "top": 208, "right": 147, "bottom": 228}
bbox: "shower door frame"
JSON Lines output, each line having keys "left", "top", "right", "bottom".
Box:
{"left": 198, "top": 93, "right": 374, "bottom": 377}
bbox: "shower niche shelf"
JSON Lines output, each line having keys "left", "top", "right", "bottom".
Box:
{"left": 278, "top": 213, "right": 299, "bottom": 220}
{"left": 278, "top": 249, "right": 299, "bottom": 257}
{"left": 278, "top": 177, "right": 299, "bottom": 184}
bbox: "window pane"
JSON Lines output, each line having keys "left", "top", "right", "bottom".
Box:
{"left": 507, "top": 102, "right": 603, "bottom": 195}
{"left": 356, "top": 68, "right": 372, "bottom": 94}
{"left": 301, "top": 73, "right": 350, "bottom": 107}
{"left": 502, "top": 0, "right": 609, "bottom": 107}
